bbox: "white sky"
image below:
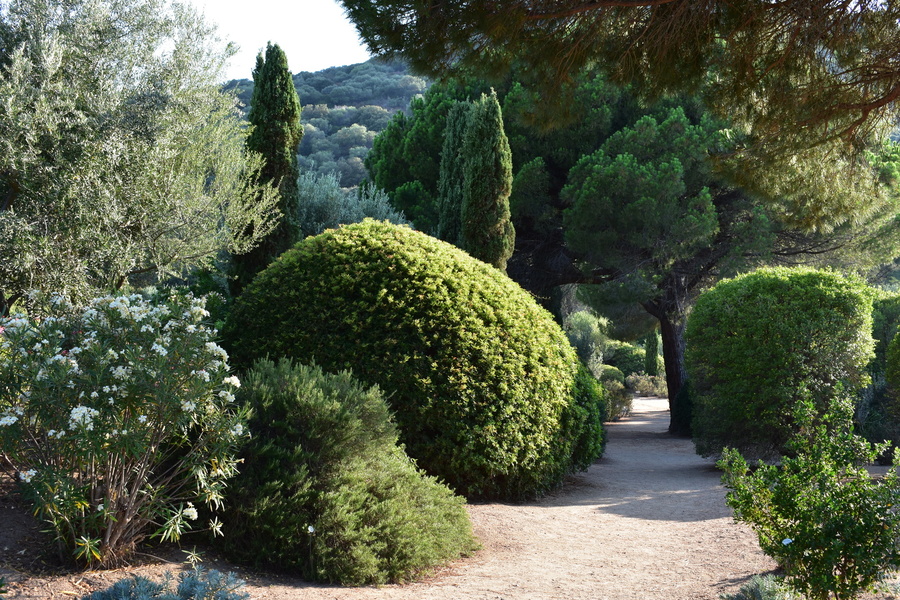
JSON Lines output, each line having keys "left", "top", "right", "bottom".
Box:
{"left": 186, "top": 0, "right": 373, "bottom": 81}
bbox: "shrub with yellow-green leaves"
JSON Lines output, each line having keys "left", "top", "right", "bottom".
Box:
{"left": 223, "top": 220, "right": 606, "bottom": 500}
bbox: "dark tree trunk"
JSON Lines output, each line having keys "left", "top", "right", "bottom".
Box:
{"left": 642, "top": 292, "right": 690, "bottom": 435}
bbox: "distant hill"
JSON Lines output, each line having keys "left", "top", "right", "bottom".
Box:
{"left": 224, "top": 58, "right": 429, "bottom": 187}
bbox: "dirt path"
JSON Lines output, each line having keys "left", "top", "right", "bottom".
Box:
{"left": 3, "top": 397, "right": 783, "bottom": 599}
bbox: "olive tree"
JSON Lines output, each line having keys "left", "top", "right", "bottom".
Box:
{"left": 0, "top": 0, "right": 279, "bottom": 315}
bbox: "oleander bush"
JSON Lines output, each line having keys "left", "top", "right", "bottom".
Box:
{"left": 686, "top": 267, "right": 874, "bottom": 459}
{"left": 220, "top": 358, "right": 477, "bottom": 585}
{"left": 80, "top": 569, "right": 248, "bottom": 600}
{"left": 222, "top": 219, "right": 606, "bottom": 500}
{"left": 0, "top": 291, "right": 247, "bottom": 566}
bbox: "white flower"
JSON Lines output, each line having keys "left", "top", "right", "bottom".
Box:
{"left": 183, "top": 503, "right": 198, "bottom": 521}
{"left": 90, "top": 391, "right": 99, "bottom": 399}
{"left": 106, "top": 349, "right": 119, "bottom": 360}
{"left": 19, "top": 469, "right": 36, "bottom": 483}
{"left": 192, "top": 370, "right": 210, "bottom": 382}
{"left": 137, "top": 414, "right": 147, "bottom": 424}
{"left": 0, "top": 415, "right": 19, "bottom": 427}
{"left": 218, "top": 390, "right": 235, "bottom": 403}
{"left": 204, "top": 342, "right": 228, "bottom": 361}
{"left": 97, "top": 503, "right": 104, "bottom": 512}
{"left": 150, "top": 342, "right": 167, "bottom": 356}
{"left": 111, "top": 365, "right": 131, "bottom": 380}
{"left": 230, "top": 423, "right": 244, "bottom": 437}
{"left": 782, "top": 538, "right": 793, "bottom": 546}
{"left": 69, "top": 405, "right": 100, "bottom": 431}
{"left": 307, "top": 525, "right": 315, "bottom": 534}
{"left": 223, "top": 375, "right": 241, "bottom": 388}
{"left": 181, "top": 400, "right": 196, "bottom": 412}
{"left": 140, "top": 324, "right": 154, "bottom": 333}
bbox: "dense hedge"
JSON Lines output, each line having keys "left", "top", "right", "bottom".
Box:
{"left": 223, "top": 220, "right": 606, "bottom": 499}
{"left": 220, "top": 359, "right": 476, "bottom": 584}
{"left": 685, "top": 267, "right": 874, "bottom": 459}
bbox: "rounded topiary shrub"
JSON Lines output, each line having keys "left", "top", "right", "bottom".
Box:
{"left": 223, "top": 219, "right": 605, "bottom": 500}
{"left": 220, "top": 359, "right": 477, "bottom": 585}
{"left": 685, "top": 266, "right": 874, "bottom": 459}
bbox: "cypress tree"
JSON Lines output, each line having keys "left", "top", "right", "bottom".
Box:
{"left": 460, "top": 90, "right": 515, "bottom": 271}
{"left": 231, "top": 42, "right": 303, "bottom": 295}
{"left": 436, "top": 100, "right": 472, "bottom": 246}
{"left": 644, "top": 329, "right": 659, "bottom": 377}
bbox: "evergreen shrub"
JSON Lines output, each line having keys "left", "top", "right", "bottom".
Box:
{"left": 686, "top": 267, "right": 874, "bottom": 459}
{"left": 597, "top": 364, "right": 625, "bottom": 385}
{"left": 602, "top": 340, "right": 645, "bottom": 377}
{"left": 223, "top": 219, "right": 606, "bottom": 499}
{"left": 220, "top": 358, "right": 476, "bottom": 584}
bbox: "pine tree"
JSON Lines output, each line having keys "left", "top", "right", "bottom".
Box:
{"left": 460, "top": 90, "right": 515, "bottom": 271}
{"left": 436, "top": 100, "right": 472, "bottom": 246}
{"left": 231, "top": 42, "right": 303, "bottom": 295}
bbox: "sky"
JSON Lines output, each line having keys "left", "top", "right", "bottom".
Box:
{"left": 185, "top": 0, "right": 374, "bottom": 81}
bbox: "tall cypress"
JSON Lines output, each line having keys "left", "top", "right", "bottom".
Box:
{"left": 231, "top": 42, "right": 303, "bottom": 295}
{"left": 436, "top": 100, "right": 472, "bottom": 246}
{"left": 460, "top": 90, "right": 515, "bottom": 271}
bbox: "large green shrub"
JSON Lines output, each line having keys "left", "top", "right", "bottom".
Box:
{"left": 686, "top": 267, "right": 874, "bottom": 459}
{"left": 220, "top": 359, "right": 476, "bottom": 585}
{"left": 223, "top": 219, "right": 605, "bottom": 499}
{"left": 602, "top": 339, "right": 645, "bottom": 378}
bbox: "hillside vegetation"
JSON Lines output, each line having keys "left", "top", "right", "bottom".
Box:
{"left": 224, "top": 58, "right": 428, "bottom": 187}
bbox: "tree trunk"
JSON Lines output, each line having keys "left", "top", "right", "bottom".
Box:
{"left": 643, "top": 300, "right": 690, "bottom": 435}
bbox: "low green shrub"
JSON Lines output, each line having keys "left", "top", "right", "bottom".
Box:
{"left": 597, "top": 364, "right": 625, "bottom": 385}
{"left": 220, "top": 358, "right": 477, "bottom": 585}
{"left": 625, "top": 371, "right": 668, "bottom": 396}
{"left": 568, "top": 365, "right": 607, "bottom": 469}
{"left": 720, "top": 396, "right": 900, "bottom": 600}
{"left": 603, "top": 380, "right": 632, "bottom": 421}
{"left": 80, "top": 569, "right": 247, "bottom": 600}
{"left": 223, "top": 220, "right": 605, "bottom": 500}
{"left": 686, "top": 266, "right": 874, "bottom": 459}
{"left": 602, "top": 340, "right": 645, "bottom": 378}
{"left": 721, "top": 575, "right": 799, "bottom": 600}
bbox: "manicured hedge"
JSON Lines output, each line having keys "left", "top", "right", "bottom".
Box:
{"left": 223, "top": 220, "right": 606, "bottom": 499}
{"left": 685, "top": 266, "right": 874, "bottom": 459}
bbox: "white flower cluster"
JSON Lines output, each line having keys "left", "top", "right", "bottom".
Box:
{"left": 182, "top": 502, "right": 198, "bottom": 521}
{"left": 222, "top": 375, "right": 241, "bottom": 388}
{"left": 192, "top": 370, "right": 210, "bottom": 382}
{"left": 111, "top": 365, "right": 132, "bottom": 380}
{"left": 18, "top": 469, "right": 36, "bottom": 483}
{"left": 181, "top": 400, "right": 196, "bottom": 412}
{"left": 69, "top": 405, "right": 100, "bottom": 431}
{"left": 151, "top": 342, "right": 168, "bottom": 356}
{"left": 0, "top": 415, "right": 19, "bottom": 427}
{"left": 205, "top": 342, "right": 228, "bottom": 362}
{"left": 230, "top": 423, "right": 245, "bottom": 437}
{"left": 218, "top": 390, "right": 235, "bottom": 403}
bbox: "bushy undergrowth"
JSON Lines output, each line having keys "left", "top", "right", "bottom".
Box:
{"left": 220, "top": 359, "right": 477, "bottom": 585}
{"left": 602, "top": 380, "right": 632, "bottom": 421}
{"left": 80, "top": 569, "right": 247, "bottom": 600}
{"left": 625, "top": 372, "right": 668, "bottom": 397}
{"left": 686, "top": 267, "right": 874, "bottom": 459}
{"left": 720, "top": 397, "right": 900, "bottom": 600}
{"left": 223, "top": 220, "right": 606, "bottom": 500}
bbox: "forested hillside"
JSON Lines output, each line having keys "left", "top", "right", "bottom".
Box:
{"left": 224, "top": 58, "right": 429, "bottom": 187}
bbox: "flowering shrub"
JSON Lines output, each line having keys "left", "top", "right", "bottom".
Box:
{"left": 720, "top": 396, "right": 900, "bottom": 600}
{"left": 0, "top": 291, "right": 248, "bottom": 566}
